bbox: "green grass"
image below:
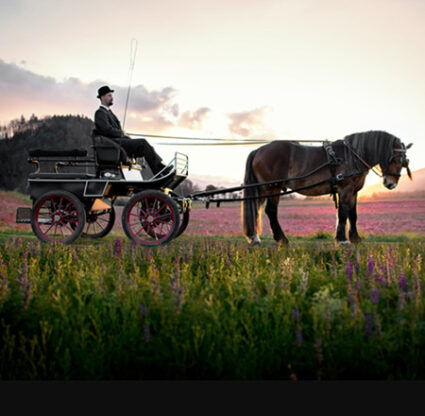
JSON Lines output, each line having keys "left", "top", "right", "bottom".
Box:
{"left": 0, "top": 235, "right": 425, "bottom": 379}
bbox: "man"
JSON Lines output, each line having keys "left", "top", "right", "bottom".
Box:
{"left": 94, "top": 85, "right": 171, "bottom": 175}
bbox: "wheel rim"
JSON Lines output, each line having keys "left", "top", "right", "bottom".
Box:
{"left": 34, "top": 194, "right": 81, "bottom": 243}
{"left": 126, "top": 195, "right": 177, "bottom": 244}
{"left": 84, "top": 209, "right": 113, "bottom": 236}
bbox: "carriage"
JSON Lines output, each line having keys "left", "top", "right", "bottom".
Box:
{"left": 16, "top": 135, "right": 191, "bottom": 246}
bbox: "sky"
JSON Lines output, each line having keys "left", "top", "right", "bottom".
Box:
{"left": 1, "top": 0, "right": 425, "bottom": 186}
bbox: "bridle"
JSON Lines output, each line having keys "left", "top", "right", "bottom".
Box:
{"left": 344, "top": 140, "right": 409, "bottom": 179}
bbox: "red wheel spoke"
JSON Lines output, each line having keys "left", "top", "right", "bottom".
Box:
{"left": 42, "top": 223, "right": 55, "bottom": 234}
{"left": 152, "top": 203, "right": 167, "bottom": 216}
{"left": 64, "top": 223, "right": 75, "bottom": 234}
{"left": 156, "top": 219, "right": 174, "bottom": 225}
{"left": 63, "top": 201, "right": 73, "bottom": 212}
{"left": 50, "top": 197, "right": 57, "bottom": 212}
{"left": 53, "top": 225, "right": 58, "bottom": 241}
{"left": 156, "top": 213, "right": 172, "bottom": 220}
{"left": 129, "top": 221, "right": 142, "bottom": 227}
{"left": 142, "top": 197, "right": 151, "bottom": 215}
{"left": 134, "top": 226, "right": 146, "bottom": 236}
{"left": 152, "top": 227, "right": 159, "bottom": 240}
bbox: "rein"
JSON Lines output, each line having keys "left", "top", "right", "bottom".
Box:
{"left": 343, "top": 142, "right": 384, "bottom": 178}
{"left": 343, "top": 141, "right": 403, "bottom": 178}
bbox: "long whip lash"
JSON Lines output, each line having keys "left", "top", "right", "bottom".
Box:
{"left": 122, "top": 38, "right": 138, "bottom": 130}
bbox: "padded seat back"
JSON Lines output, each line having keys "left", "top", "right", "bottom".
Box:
{"left": 92, "top": 130, "right": 129, "bottom": 166}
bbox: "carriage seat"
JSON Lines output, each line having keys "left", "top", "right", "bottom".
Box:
{"left": 29, "top": 148, "right": 88, "bottom": 158}
{"left": 91, "top": 130, "right": 131, "bottom": 166}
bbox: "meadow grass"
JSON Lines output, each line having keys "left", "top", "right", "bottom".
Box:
{"left": 0, "top": 234, "right": 424, "bottom": 379}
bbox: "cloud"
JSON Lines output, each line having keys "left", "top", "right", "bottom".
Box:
{"left": 227, "top": 106, "right": 275, "bottom": 139}
{"left": 0, "top": 58, "right": 209, "bottom": 133}
{"left": 178, "top": 107, "right": 211, "bottom": 130}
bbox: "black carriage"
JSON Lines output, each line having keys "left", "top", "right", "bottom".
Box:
{"left": 16, "top": 135, "right": 191, "bottom": 246}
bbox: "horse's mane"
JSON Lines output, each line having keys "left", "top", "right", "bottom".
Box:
{"left": 342, "top": 130, "right": 398, "bottom": 173}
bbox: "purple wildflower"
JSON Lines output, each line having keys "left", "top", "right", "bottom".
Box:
{"left": 398, "top": 273, "right": 408, "bottom": 293}
{"left": 355, "top": 275, "right": 361, "bottom": 291}
{"left": 346, "top": 261, "right": 354, "bottom": 282}
{"left": 114, "top": 238, "right": 121, "bottom": 256}
{"left": 355, "top": 256, "right": 360, "bottom": 276}
{"left": 368, "top": 257, "right": 375, "bottom": 275}
{"left": 371, "top": 289, "right": 380, "bottom": 305}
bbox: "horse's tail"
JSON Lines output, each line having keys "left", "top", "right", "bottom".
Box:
{"left": 242, "top": 149, "right": 262, "bottom": 238}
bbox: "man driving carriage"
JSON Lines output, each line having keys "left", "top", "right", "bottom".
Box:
{"left": 94, "top": 85, "right": 172, "bottom": 176}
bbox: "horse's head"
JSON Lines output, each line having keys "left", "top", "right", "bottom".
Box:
{"left": 382, "top": 140, "right": 413, "bottom": 190}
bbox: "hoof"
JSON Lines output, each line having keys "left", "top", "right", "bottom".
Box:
{"left": 337, "top": 240, "right": 350, "bottom": 245}
{"left": 247, "top": 235, "right": 261, "bottom": 246}
{"left": 349, "top": 235, "right": 362, "bottom": 244}
{"left": 276, "top": 238, "right": 289, "bottom": 246}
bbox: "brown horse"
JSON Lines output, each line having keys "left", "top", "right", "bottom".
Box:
{"left": 242, "top": 130, "right": 412, "bottom": 245}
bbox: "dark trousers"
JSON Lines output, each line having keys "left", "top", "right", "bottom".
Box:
{"left": 114, "top": 137, "right": 163, "bottom": 172}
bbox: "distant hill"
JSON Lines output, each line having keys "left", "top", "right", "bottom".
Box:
{"left": 359, "top": 168, "right": 425, "bottom": 197}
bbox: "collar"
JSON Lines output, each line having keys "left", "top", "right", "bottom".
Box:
{"left": 100, "top": 104, "right": 111, "bottom": 111}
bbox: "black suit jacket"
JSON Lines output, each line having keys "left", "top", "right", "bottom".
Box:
{"left": 94, "top": 106, "right": 125, "bottom": 138}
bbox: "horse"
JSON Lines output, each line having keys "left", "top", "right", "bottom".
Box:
{"left": 242, "top": 130, "right": 413, "bottom": 245}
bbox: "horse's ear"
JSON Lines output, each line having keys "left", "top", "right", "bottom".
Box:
{"left": 406, "top": 143, "right": 413, "bottom": 149}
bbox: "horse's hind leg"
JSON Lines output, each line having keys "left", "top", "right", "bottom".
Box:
{"left": 265, "top": 195, "right": 289, "bottom": 245}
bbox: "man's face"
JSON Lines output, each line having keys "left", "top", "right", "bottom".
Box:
{"left": 100, "top": 92, "right": 114, "bottom": 107}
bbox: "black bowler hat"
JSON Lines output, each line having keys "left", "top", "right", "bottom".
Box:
{"left": 97, "top": 85, "right": 114, "bottom": 98}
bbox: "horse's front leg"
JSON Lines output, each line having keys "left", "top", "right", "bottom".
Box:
{"left": 335, "top": 201, "right": 350, "bottom": 244}
{"left": 348, "top": 196, "right": 362, "bottom": 244}
{"left": 265, "top": 195, "right": 289, "bottom": 245}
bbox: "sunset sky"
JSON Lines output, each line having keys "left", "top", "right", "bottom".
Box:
{"left": 1, "top": 0, "right": 425, "bottom": 186}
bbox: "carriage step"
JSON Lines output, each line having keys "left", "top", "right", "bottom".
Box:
{"left": 16, "top": 207, "right": 32, "bottom": 223}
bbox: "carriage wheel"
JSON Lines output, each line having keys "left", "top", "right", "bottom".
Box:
{"left": 82, "top": 207, "right": 115, "bottom": 238}
{"left": 122, "top": 190, "right": 180, "bottom": 246}
{"left": 31, "top": 190, "right": 85, "bottom": 244}
{"left": 143, "top": 199, "right": 190, "bottom": 240}
{"left": 175, "top": 206, "right": 190, "bottom": 238}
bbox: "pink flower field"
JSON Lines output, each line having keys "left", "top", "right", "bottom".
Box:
{"left": 1, "top": 190, "right": 424, "bottom": 237}
{"left": 184, "top": 197, "right": 425, "bottom": 236}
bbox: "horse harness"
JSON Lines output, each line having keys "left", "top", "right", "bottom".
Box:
{"left": 323, "top": 141, "right": 344, "bottom": 208}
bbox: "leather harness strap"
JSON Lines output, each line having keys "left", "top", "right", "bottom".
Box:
{"left": 323, "top": 141, "right": 343, "bottom": 209}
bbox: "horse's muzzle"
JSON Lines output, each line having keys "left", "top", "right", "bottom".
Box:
{"left": 383, "top": 178, "right": 397, "bottom": 190}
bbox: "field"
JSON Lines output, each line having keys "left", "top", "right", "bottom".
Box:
{"left": 1, "top": 191, "right": 425, "bottom": 379}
